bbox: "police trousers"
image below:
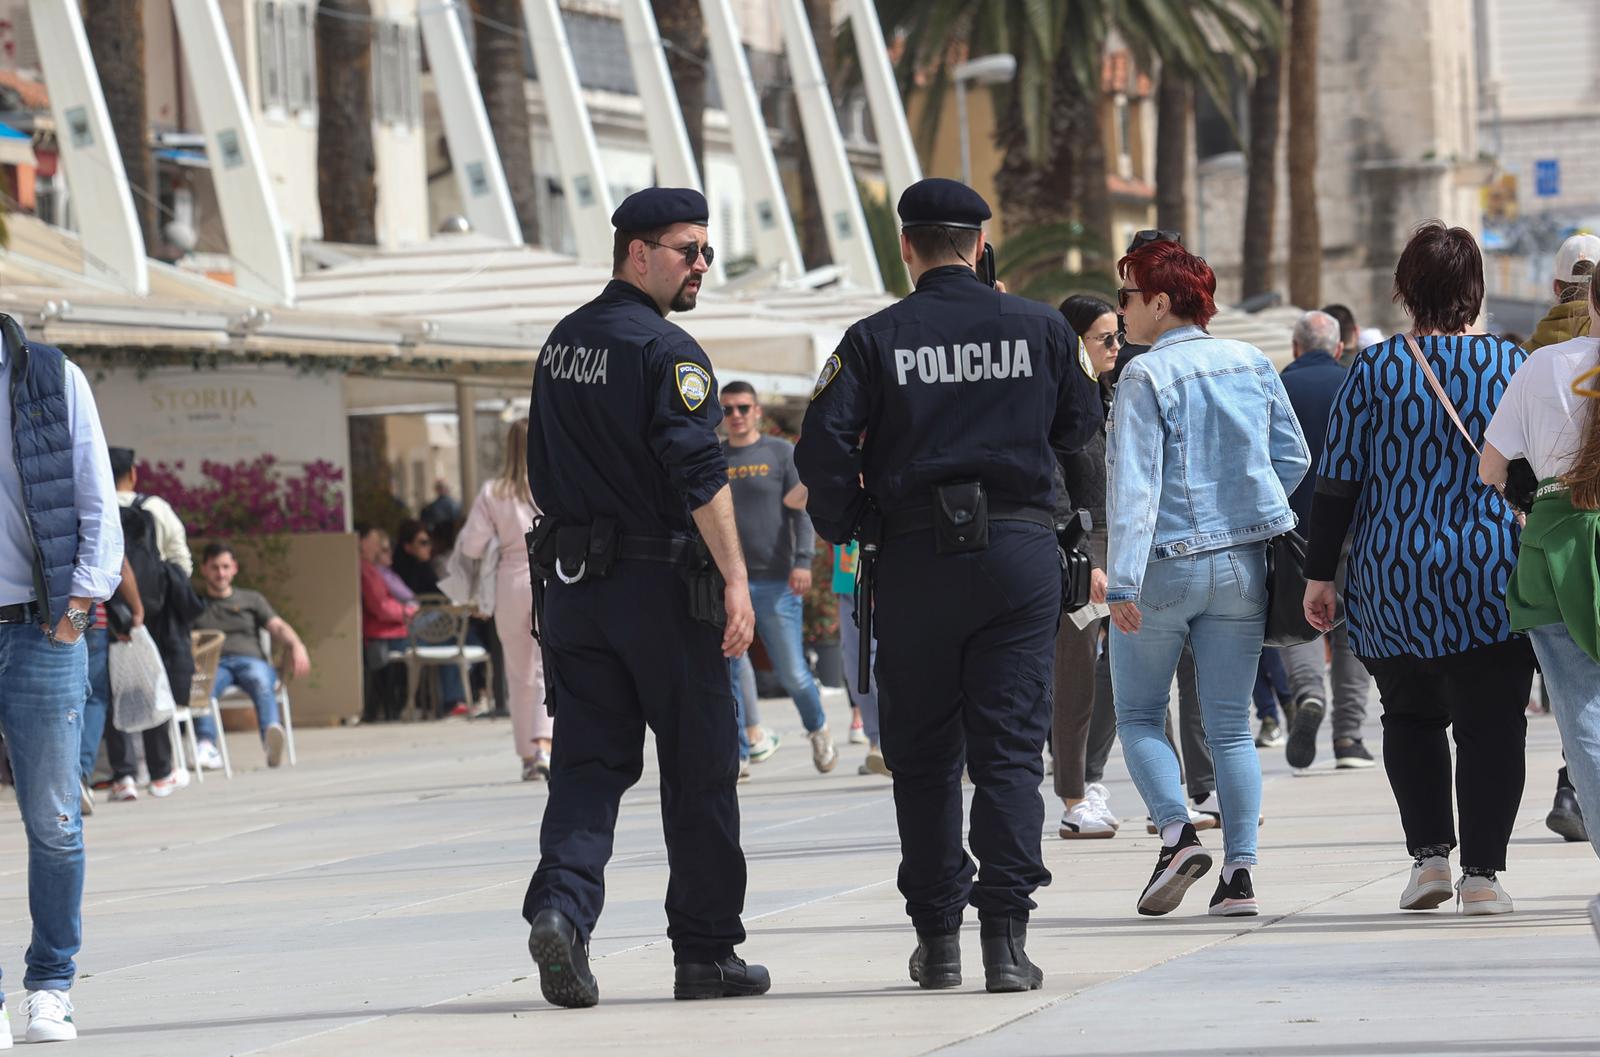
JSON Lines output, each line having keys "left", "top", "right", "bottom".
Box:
{"left": 522, "top": 562, "right": 747, "bottom": 962}
{"left": 875, "top": 522, "right": 1059, "bottom": 934}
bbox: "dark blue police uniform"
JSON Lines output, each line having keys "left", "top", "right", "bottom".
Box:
{"left": 795, "top": 179, "right": 1101, "bottom": 989}
{"left": 522, "top": 190, "right": 749, "bottom": 1001}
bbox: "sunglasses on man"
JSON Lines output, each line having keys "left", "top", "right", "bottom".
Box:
{"left": 721, "top": 403, "right": 755, "bottom": 416}
{"left": 644, "top": 239, "right": 716, "bottom": 268}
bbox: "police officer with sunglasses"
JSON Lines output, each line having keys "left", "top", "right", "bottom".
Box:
{"left": 521, "top": 187, "right": 769, "bottom": 1008}
{"left": 795, "top": 178, "right": 1102, "bottom": 993}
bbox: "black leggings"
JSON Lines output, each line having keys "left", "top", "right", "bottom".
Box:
{"left": 1361, "top": 639, "right": 1535, "bottom": 871}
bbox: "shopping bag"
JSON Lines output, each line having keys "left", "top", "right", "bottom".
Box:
{"left": 109, "top": 625, "right": 177, "bottom": 733}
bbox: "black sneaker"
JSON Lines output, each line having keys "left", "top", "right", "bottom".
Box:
{"left": 908, "top": 930, "right": 962, "bottom": 990}
{"left": 1137, "top": 823, "right": 1213, "bottom": 916}
{"left": 1547, "top": 786, "right": 1588, "bottom": 843}
{"left": 1285, "top": 696, "right": 1325, "bottom": 770}
{"left": 1334, "top": 738, "right": 1376, "bottom": 769}
{"left": 1208, "top": 868, "right": 1260, "bottom": 917}
{"left": 673, "top": 955, "right": 772, "bottom": 1000}
{"left": 978, "top": 917, "right": 1043, "bottom": 993}
{"left": 527, "top": 908, "right": 600, "bottom": 1009}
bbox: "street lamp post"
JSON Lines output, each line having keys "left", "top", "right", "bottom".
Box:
{"left": 953, "top": 53, "right": 1018, "bottom": 186}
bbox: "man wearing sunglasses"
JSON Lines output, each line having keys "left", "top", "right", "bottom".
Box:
{"left": 522, "top": 187, "right": 768, "bottom": 1008}
{"left": 719, "top": 380, "right": 837, "bottom": 775}
{"left": 796, "top": 177, "right": 1102, "bottom": 995}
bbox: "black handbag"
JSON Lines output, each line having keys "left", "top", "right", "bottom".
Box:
{"left": 1263, "top": 530, "right": 1341, "bottom": 648}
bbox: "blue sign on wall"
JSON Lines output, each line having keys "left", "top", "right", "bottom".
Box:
{"left": 1535, "top": 159, "right": 1561, "bottom": 197}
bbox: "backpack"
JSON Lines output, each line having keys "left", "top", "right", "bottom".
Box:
{"left": 120, "top": 497, "right": 169, "bottom": 620}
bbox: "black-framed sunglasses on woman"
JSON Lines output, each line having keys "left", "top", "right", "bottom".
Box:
{"left": 1128, "top": 229, "right": 1182, "bottom": 251}
{"left": 644, "top": 239, "right": 715, "bottom": 268}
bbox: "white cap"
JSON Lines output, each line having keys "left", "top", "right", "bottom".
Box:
{"left": 1555, "top": 233, "right": 1600, "bottom": 282}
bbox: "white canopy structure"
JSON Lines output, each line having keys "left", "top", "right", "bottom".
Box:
{"left": 295, "top": 233, "right": 895, "bottom": 395}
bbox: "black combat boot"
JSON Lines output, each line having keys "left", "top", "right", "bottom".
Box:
{"left": 907, "top": 930, "right": 961, "bottom": 989}
{"left": 673, "top": 954, "right": 772, "bottom": 1000}
{"left": 527, "top": 908, "right": 599, "bottom": 1009}
{"left": 979, "top": 916, "right": 1043, "bottom": 993}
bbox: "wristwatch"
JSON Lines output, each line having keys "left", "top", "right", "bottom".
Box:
{"left": 65, "top": 607, "right": 92, "bottom": 635}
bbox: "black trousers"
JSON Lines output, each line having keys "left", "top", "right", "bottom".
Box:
{"left": 875, "top": 522, "right": 1058, "bottom": 934}
{"left": 1362, "top": 638, "right": 1535, "bottom": 870}
{"left": 523, "top": 562, "right": 746, "bottom": 963}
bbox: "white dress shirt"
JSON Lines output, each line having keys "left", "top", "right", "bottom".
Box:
{"left": 0, "top": 334, "right": 124, "bottom": 607}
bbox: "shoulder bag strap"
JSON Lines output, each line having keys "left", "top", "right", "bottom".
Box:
{"left": 1402, "top": 332, "right": 1480, "bottom": 455}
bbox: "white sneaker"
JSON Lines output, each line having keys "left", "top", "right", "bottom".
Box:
{"left": 857, "top": 747, "right": 891, "bottom": 777}
{"left": 263, "top": 724, "right": 287, "bottom": 768}
{"left": 737, "top": 759, "right": 752, "bottom": 783}
{"left": 109, "top": 776, "right": 139, "bottom": 802}
{"left": 23, "top": 990, "right": 75, "bottom": 1043}
{"left": 1084, "top": 782, "right": 1119, "bottom": 829}
{"left": 809, "top": 727, "right": 838, "bottom": 773}
{"left": 0, "top": 1002, "right": 11, "bottom": 1048}
{"left": 1400, "top": 854, "right": 1454, "bottom": 911}
{"left": 195, "top": 740, "right": 225, "bottom": 771}
{"left": 1145, "top": 806, "right": 1217, "bottom": 833}
{"left": 1059, "top": 800, "right": 1115, "bottom": 839}
{"left": 149, "top": 772, "right": 180, "bottom": 798}
{"left": 1457, "top": 874, "right": 1514, "bottom": 916}
{"left": 747, "top": 729, "right": 781, "bottom": 763}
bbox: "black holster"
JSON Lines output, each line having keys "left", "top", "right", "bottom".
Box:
{"left": 1056, "top": 509, "right": 1093, "bottom": 613}
{"left": 679, "top": 536, "right": 727, "bottom": 628}
{"left": 931, "top": 480, "right": 989, "bottom": 554}
{"left": 526, "top": 516, "right": 560, "bottom": 716}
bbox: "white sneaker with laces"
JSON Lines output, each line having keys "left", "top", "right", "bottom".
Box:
{"left": 195, "top": 740, "right": 225, "bottom": 771}
{"left": 1059, "top": 800, "right": 1115, "bottom": 839}
{"left": 1084, "top": 782, "right": 1119, "bottom": 829}
{"left": 1400, "top": 854, "right": 1454, "bottom": 911}
{"left": 263, "top": 723, "right": 288, "bottom": 768}
{"left": 23, "top": 990, "right": 75, "bottom": 1043}
{"left": 0, "top": 1002, "right": 11, "bottom": 1049}
{"left": 809, "top": 727, "right": 838, "bottom": 773}
{"left": 1457, "top": 874, "right": 1514, "bottom": 916}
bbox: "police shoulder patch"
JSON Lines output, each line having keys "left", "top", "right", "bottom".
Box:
{"left": 676, "top": 361, "right": 711, "bottom": 411}
{"left": 812, "top": 353, "right": 842, "bottom": 398}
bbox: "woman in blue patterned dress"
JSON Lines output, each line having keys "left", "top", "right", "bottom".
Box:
{"left": 1303, "top": 222, "right": 1535, "bottom": 916}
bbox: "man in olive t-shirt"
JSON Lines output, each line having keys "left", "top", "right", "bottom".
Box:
{"left": 192, "top": 542, "right": 310, "bottom": 768}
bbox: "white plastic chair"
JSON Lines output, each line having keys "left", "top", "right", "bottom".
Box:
{"left": 209, "top": 629, "right": 299, "bottom": 777}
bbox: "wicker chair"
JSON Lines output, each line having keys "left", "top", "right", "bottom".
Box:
{"left": 402, "top": 598, "right": 494, "bottom": 722}
{"left": 174, "top": 630, "right": 225, "bottom": 782}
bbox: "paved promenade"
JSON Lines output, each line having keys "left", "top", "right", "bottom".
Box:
{"left": 2, "top": 686, "right": 1595, "bottom": 1056}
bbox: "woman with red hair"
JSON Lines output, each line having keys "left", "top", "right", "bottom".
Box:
{"left": 1105, "top": 239, "right": 1310, "bottom": 918}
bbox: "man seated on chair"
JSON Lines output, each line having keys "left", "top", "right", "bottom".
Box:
{"left": 191, "top": 542, "right": 310, "bottom": 769}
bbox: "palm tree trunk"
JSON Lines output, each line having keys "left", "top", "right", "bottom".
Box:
{"left": 653, "top": 0, "right": 707, "bottom": 180}
{"left": 470, "top": 0, "right": 539, "bottom": 243}
{"left": 1154, "top": 69, "right": 1194, "bottom": 237}
{"left": 1241, "top": 38, "right": 1283, "bottom": 299}
{"left": 84, "top": 0, "right": 157, "bottom": 255}
{"left": 317, "top": 0, "right": 377, "bottom": 244}
{"left": 1068, "top": 52, "right": 1113, "bottom": 274}
{"left": 793, "top": 0, "right": 833, "bottom": 269}
{"left": 1287, "top": 0, "right": 1321, "bottom": 306}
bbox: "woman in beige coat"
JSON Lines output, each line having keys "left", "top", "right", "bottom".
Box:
{"left": 459, "top": 418, "right": 552, "bottom": 779}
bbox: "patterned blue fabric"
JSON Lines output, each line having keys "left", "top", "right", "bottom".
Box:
{"left": 1319, "top": 334, "right": 1525, "bottom": 660}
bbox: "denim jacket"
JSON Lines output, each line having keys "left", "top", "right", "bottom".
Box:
{"left": 1104, "top": 326, "right": 1310, "bottom": 603}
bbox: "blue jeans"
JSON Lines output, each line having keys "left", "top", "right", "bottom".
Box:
{"left": 81, "top": 627, "right": 111, "bottom": 780}
{"left": 0, "top": 622, "right": 87, "bottom": 996}
{"left": 1530, "top": 623, "right": 1600, "bottom": 862}
{"left": 195, "top": 655, "right": 282, "bottom": 743}
{"left": 747, "top": 581, "right": 826, "bottom": 733}
{"left": 1112, "top": 543, "right": 1267, "bottom": 865}
{"left": 732, "top": 657, "right": 750, "bottom": 760}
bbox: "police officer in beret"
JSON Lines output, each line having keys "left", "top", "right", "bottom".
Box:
{"left": 522, "top": 187, "right": 769, "bottom": 1008}
{"left": 795, "top": 177, "right": 1102, "bottom": 993}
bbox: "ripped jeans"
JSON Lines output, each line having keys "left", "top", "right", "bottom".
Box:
{"left": 0, "top": 620, "right": 87, "bottom": 998}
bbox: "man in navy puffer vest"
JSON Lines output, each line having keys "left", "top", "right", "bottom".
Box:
{"left": 0, "top": 314, "right": 123, "bottom": 1043}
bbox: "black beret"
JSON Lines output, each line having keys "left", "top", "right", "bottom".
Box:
{"left": 611, "top": 187, "right": 709, "bottom": 232}
{"left": 897, "top": 177, "right": 991, "bottom": 230}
